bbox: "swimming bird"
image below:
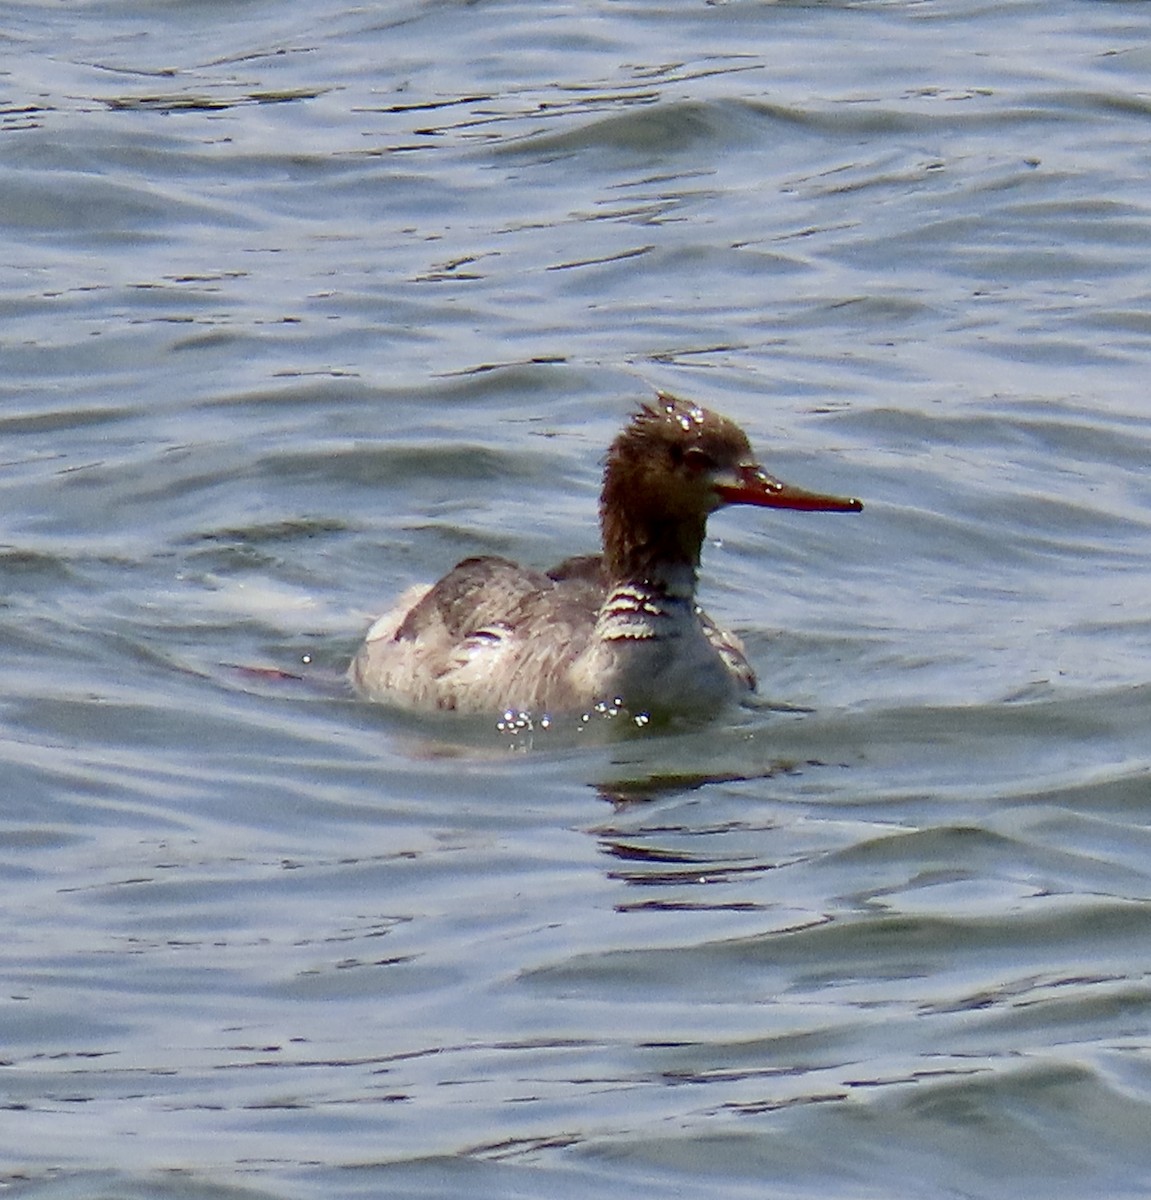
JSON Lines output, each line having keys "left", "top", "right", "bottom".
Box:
{"left": 350, "top": 393, "right": 861, "bottom": 719}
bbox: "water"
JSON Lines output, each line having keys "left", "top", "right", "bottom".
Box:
{"left": 3, "top": 1, "right": 1151, "bottom": 1197}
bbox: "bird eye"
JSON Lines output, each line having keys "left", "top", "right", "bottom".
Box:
{"left": 682, "top": 447, "right": 716, "bottom": 472}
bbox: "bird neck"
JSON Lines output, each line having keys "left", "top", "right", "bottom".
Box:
{"left": 599, "top": 487, "right": 705, "bottom": 601}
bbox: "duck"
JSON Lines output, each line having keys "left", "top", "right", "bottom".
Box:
{"left": 350, "top": 393, "right": 862, "bottom": 720}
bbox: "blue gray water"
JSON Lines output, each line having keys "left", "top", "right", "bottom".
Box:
{"left": 3, "top": 1, "right": 1151, "bottom": 1197}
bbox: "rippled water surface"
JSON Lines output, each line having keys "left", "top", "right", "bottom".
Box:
{"left": 4, "top": 1, "right": 1151, "bottom": 1198}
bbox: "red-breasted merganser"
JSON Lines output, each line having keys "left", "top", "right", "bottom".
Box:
{"left": 350, "top": 394, "right": 861, "bottom": 719}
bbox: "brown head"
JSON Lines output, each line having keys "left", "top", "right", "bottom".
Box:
{"left": 600, "top": 393, "right": 861, "bottom": 585}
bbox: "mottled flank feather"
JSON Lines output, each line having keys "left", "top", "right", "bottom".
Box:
{"left": 352, "top": 556, "right": 604, "bottom": 712}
